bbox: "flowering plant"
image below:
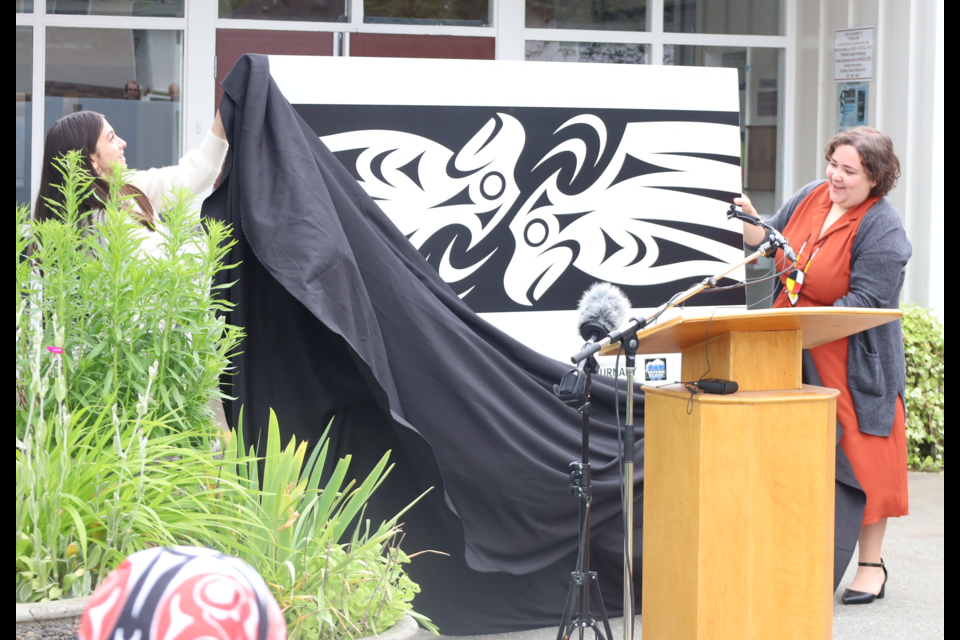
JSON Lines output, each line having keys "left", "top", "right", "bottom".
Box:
{"left": 16, "top": 312, "right": 252, "bottom": 603}
{"left": 16, "top": 151, "right": 242, "bottom": 439}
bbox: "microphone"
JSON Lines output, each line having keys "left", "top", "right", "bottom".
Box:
{"left": 728, "top": 204, "right": 797, "bottom": 263}
{"left": 557, "top": 283, "right": 631, "bottom": 402}
{"left": 765, "top": 228, "right": 797, "bottom": 263}
{"left": 727, "top": 204, "right": 764, "bottom": 226}
{"left": 576, "top": 282, "right": 631, "bottom": 344}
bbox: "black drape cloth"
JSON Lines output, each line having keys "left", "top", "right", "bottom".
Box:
{"left": 204, "top": 54, "right": 644, "bottom": 634}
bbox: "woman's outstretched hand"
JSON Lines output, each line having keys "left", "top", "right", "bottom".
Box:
{"left": 212, "top": 111, "right": 226, "bottom": 141}
{"left": 733, "top": 195, "right": 759, "bottom": 218}
{"left": 734, "top": 195, "right": 768, "bottom": 246}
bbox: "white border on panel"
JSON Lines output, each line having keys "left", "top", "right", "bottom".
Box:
{"left": 268, "top": 55, "right": 740, "bottom": 112}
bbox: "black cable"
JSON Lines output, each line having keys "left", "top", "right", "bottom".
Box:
{"left": 685, "top": 382, "right": 698, "bottom": 415}
{"left": 698, "top": 259, "right": 796, "bottom": 293}
{"left": 644, "top": 288, "right": 687, "bottom": 327}
{"left": 744, "top": 252, "right": 778, "bottom": 310}
{"left": 643, "top": 254, "right": 795, "bottom": 333}
{"left": 698, "top": 308, "right": 721, "bottom": 385}
{"left": 615, "top": 345, "right": 624, "bottom": 521}
{"left": 683, "top": 304, "right": 743, "bottom": 414}
{"left": 748, "top": 252, "right": 789, "bottom": 310}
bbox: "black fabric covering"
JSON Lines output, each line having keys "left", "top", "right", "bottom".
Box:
{"left": 802, "top": 350, "right": 867, "bottom": 589}
{"left": 204, "top": 54, "right": 865, "bottom": 633}
{"left": 204, "top": 54, "right": 644, "bottom": 634}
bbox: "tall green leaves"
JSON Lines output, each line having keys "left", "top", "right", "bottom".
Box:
{"left": 16, "top": 151, "right": 243, "bottom": 438}
{"left": 16, "top": 311, "right": 255, "bottom": 603}
{"left": 17, "top": 152, "right": 435, "bottom": 635}
{"left": 222, "top": 411, "right": 438, "bottom": 639}
{"left": 902, "top": 303, "right": 944, "bottom": 471}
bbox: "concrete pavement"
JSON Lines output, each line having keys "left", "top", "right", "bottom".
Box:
{"left": 412, "top": 472, "right": 944, "bottom": 640}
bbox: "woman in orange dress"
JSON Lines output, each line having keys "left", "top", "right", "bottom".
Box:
{"left": 736, "top": 127, "right": 912, "bottom": 605}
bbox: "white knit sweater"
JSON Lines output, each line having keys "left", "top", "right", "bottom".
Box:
{"left": 131, "top": 132, "right": 229, "bottom": 207}
{"left": 125, "top": 132, "right": 229, "bottom": 258}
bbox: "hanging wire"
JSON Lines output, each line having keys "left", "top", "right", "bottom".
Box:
{"left": 748, "top": 251, "right": 789, "bottom": 309}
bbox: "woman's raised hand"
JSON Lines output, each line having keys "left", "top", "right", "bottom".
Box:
{"left": 212, "top": 111, "right": 226, "bottom": 141}
{"left": 734, "top": 195, "right": 768, "bottom": 246}
{"left": 733, "top": 195, "right": 759, "bottom": 218}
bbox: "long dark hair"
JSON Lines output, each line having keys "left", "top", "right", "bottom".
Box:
{"left": 33, "top": 111, "right": 155, "bottom": 228}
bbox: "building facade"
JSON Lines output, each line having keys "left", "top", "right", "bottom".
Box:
{"left": 16, "top": 0, "right": 943, "bottom": 317}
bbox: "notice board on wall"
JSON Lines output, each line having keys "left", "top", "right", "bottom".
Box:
{"left": 269, "top": 56, "right": 745, "bottom": 365}
{"left": 746, "top": 125, "right": 777, "bottom": 191}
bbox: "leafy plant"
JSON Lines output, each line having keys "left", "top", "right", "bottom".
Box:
{"left": 16, "top": 151, "right": 243, "bottom": 439}
{"left": 15, "top": 311, "right": 254, "bottom": 603}
{"left": 17, "top": 152, "right": 435, "bottom": 637}
{"left": 220, "top": 410, "right": 438, "bottom": 639}
{"left": 902, "top": 303, "right": 944, "bottom": 471}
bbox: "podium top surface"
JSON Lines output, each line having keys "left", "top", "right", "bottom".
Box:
{"left": 598, "top": 306, "right": 902, "bottom": 356}
{"left": 642, "top": 383, "right": 841, "bottom": 404}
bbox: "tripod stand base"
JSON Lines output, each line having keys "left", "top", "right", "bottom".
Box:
{"left": 557, "top": 572, "right": 614, "bottom": 640}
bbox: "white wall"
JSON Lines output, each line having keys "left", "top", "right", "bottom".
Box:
{"left": 786, "top": 0, "right": 821, "bottom": 198}
{"left": 930, "top": 0, "right": 943, "bottom": 320}
{"left": 901, "top": 0, "right": 939, "bottom": 312}
{"left": 792, "top": 0, "right": 940, "bottom": 313}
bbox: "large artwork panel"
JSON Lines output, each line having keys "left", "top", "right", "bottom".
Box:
{"left": 270, "top": 56, "right": 744, "bottom": 365}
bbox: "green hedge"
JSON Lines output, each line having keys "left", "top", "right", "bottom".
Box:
{"left": 902, "top": 303, "right": 944, "bottom": 471}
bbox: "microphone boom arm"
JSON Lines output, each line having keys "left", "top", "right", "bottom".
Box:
{"left": 570, "top": 243, "right": 794, "bottom": 364}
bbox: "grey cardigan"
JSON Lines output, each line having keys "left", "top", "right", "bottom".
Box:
{"left": 763, "top": 180, "right": 912, "bottom": 437}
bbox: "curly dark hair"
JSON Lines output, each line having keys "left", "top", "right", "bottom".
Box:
{"left": 825, "top": 127, "right": 901, "bottom": 198}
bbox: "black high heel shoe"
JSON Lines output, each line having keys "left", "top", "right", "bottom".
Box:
{"left": 842, "top": 560, "right": 888, "bottom": 605}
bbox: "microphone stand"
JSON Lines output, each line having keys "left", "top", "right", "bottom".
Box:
{"left": 569, "top": 213, "right": 797, "bottom": 640}
{"left": 620, "top": 332, "right": 639, "bottom": 640}
{"left": 554, "top": 352, "right": 614, "bottom": 640}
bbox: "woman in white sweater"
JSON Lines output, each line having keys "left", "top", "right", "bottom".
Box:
{"left": 33, "top": 110, "right": 228, "bottom": 237}
{"left": 31, "top": 111, "right": 232, "bottom": 430}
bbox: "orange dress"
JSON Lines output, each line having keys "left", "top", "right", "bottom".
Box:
{"left": 772, "top": 183, "right": 909, "bottom": 526}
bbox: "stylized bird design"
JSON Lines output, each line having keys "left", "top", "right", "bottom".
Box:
{"left": 505, "top": 118, "right": 743, "bottom": 306}
{"left": 322, "top": 112, "right": 743, "bottom": 309}
{"left": 322, "top": 114, "right": 524, "bottom": 286}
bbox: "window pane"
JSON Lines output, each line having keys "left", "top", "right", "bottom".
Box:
{"left": 526, "top": 0, "right": 647, "bottom": 31}
{"left": 364, "top": 1, "right": 490, "bottom": 26}
{"left": 664, "top": 0, "right": 783, "bottom": 36}
{"left": 16, "top": 1, "right": 34, "bottom": 12}
{"left": 219, "top": 0, "right": 346, "bottom": 22}
{"left": 17, "top": 26, "right": 32, "bottom": 207}
{"left": 665, "top": 45, "right": 784, "bottom": 307}
{"left": 47, "top": 0, "right": 185, "bottom": 17}
{"left": 526, "top": 41, "right": 649, "bottom": 65}
{"left": 45, "top": 28, "right": 183, "bottom": 173}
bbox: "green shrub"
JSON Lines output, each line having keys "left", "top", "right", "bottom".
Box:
{"left": 17, "top": 153, "right": 434, "bottom": 635}
{"left": 221, "top": 410, "right": 438, "bottom": 639}
{"left": 16, "top": 313, "right": 253, "bottom": 603}
{"left": 902, "top": 303, "right": 944, "bottom": 471}
{"left": 16, "top": 151, "right": 243, "bottom": 439}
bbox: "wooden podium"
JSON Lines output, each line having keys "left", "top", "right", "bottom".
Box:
{"left": 598, "top": 307, "right": 902, "bottom": 640}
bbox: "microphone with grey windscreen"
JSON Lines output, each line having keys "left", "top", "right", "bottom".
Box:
{"left": 577, "top": 282, "right": 632, "bottom": 344}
